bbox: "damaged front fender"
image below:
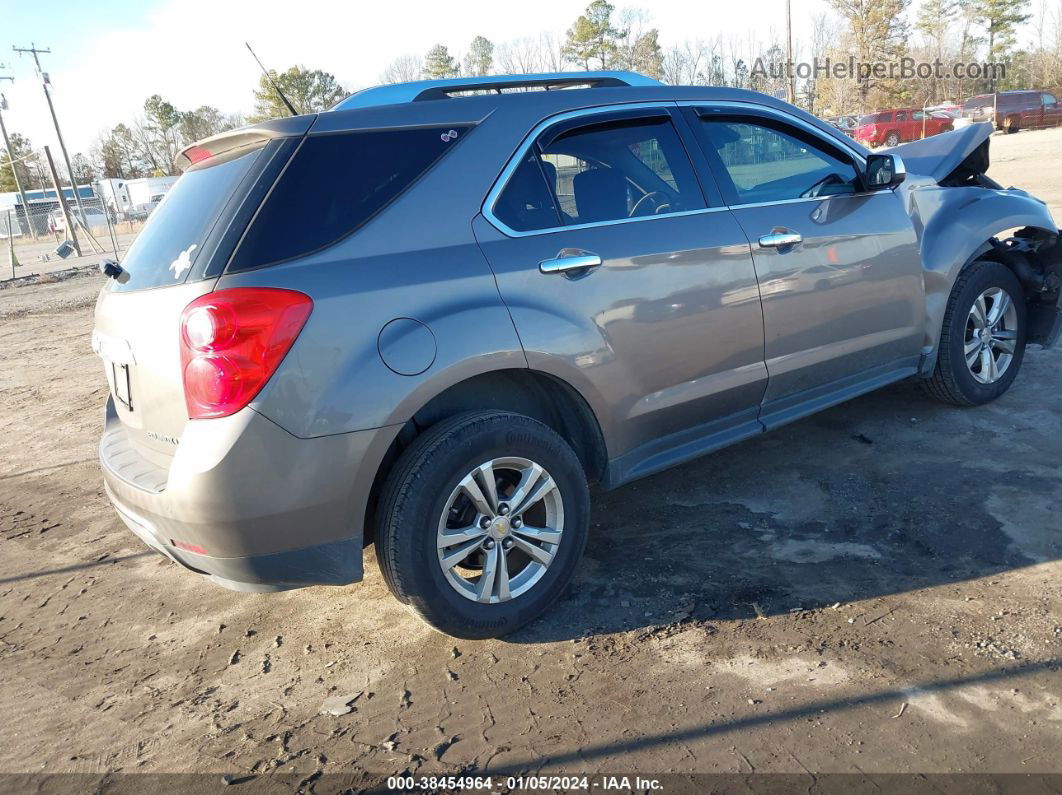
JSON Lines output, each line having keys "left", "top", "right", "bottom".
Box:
{"left": 911, "top": 184, "right": 1059, "bottom": 367}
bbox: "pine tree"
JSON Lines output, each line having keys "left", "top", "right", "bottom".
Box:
{"left": 972, "top": 0, "right": 1031, "bottom": 89}
{"left": 0, "top": 132, "right": 34, "bottom": 194}
{"left": 562, "top": 0, "right": 627, "bottom": 70}
{"left": 424, "top": 45, "right": 459, "bottom": 79}
{"left": 249, "top": 66, "right": 346, "bottom": 122}
{"left": 463, "top": 36, "right": 494, "bottom": 77}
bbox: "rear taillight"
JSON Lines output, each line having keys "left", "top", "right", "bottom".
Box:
{"left": 179, "top": 287, "right": 312, "bottom": 419}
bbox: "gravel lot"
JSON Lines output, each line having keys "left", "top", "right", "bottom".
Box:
{"left": 1, "top": 128, "right": 1061, "bottom": 788}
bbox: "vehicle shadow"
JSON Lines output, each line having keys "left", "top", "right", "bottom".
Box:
{"left": 509, "top": 377, "right": 1061, "bottom": 644}
{"left": 478, "top": 657, "right": 1062, "bottom": 774}
{"left": 0, "top": 551, "right": 154, "bottom": 586}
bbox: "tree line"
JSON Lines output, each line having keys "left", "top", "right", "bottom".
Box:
{"left": 3, "top": 0, "right": 1060, "bottom": 193}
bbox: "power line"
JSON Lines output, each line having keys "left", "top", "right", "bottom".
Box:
{"left": 12, "top": 44, "right": 92, "bottom": 235}
{"left": 0, "top": 63, "right": 39, "bottom": 239}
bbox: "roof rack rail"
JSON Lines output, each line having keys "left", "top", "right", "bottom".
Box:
{"left": 331, "top": 71, "right": 662, "bottom": 111}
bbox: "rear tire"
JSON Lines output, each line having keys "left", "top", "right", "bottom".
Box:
{"left": 375, "top": 411, "right": 590, "bottom": 639}
{"left": 1004, "top": 115, "right": 1020, "bottom": 133}
{"left": 923, "top": 260, "right": 1027, "bottom": 406}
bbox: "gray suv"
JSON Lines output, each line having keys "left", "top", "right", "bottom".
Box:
{"left": 94, "top": 72, "right": 1062, "bottom": 638}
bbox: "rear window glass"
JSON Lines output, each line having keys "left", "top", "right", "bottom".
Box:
{"left": 113, "top": 149, "right": 262, "bottom": 291}
{"left": 229, "top": 126, "right": 469, "bottom": 271}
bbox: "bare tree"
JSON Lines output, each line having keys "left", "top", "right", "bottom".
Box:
{"left": 380, "top": 55, "right": 423, "bottom": 84}
{"left": 497, "top": 37, "right": 552, "bottom": 74}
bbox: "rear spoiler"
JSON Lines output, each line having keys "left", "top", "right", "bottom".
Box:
{"left": 174, "top": 114, "right": 316, "bottom": 172}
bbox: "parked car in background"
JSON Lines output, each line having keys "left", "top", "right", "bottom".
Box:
{"left": 92, "top": 72, "right": 1062, "bottom": 638}
{"left": 962, "top": 91, "right": 1061, "bottom": 133}
{"left": 854, "top": 107, "right": 954, "bottom": 147}
{"left": 925, "top": 103, "right": 962, "bottom": 119}
{"left": 48, "top": 207, "right": 110, "bottom": 234}
{"left": 825, "top": 115, "right": 857, "bottom": 138}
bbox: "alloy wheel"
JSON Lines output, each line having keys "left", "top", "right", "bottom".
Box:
{"left": 436, "top": 457, "right": 564, "bottom": 604}
{"left": 965, "top": 286, "right": 1018, "bottom": 384}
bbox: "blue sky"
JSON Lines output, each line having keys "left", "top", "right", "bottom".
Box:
{"left": 5, "top": 0, "right": 151, "bottom": 63}
{"left": 0, "top": 0, "right": 1049, "bottom": 158}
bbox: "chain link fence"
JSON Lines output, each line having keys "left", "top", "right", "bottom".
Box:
{"left": 1, "top": 194, "right": 149, "bottom": 281}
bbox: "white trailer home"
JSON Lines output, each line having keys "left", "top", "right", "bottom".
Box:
{"left": 97, "top": 176, "right": 177, "bottom": 220}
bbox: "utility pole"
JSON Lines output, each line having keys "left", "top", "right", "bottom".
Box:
{"left": 0, "top": 66, "right": 37, "bottom": 239}
{"left": 785, "top": 0, "right": 796, "bottom": 104}
{"left": 12, "top": 44, "right": 89, "bottom": 229}
{"left": 43, "top": 145, "right": 79, "bottom": 256}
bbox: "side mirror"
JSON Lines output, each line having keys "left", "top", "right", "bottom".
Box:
{"left": 866, "top": 153, "right": 906, "bottom": 190}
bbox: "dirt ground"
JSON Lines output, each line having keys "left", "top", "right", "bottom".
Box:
{"left": 1, "top": 128, "right": 1061, "bottom": 790}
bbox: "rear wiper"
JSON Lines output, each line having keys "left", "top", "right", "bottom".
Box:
{"left": 99, "top": 260, "right": 124, "bottom": 280}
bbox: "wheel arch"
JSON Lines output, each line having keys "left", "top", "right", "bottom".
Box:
{"left": 917, "top": 188, "right": 1058, "bottom": 373}
{"left": 362, "top": 368, "right": 608, "bottom": 546}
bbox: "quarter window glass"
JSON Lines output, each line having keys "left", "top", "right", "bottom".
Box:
{"left": 493, "top": 151, "right": 563, "bottom": 232}
{"left": 229, "top": 126, "right": 469, "bottom": 270}
{"left": 698, "top": 120, "right": 861, "bottom": 204}
{"left": 493, "top": 115, "right": 705, "bottom": 231}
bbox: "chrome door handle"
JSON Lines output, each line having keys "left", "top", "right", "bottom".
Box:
{"left": 758, "top": 232, "right": 802, "bottom": 248}
{"left": 539, "top": 253, "right": 602, "bottom": 274}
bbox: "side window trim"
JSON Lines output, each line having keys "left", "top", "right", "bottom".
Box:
{"left": 538, "top": 108, "right": 672, "bottom": 149}
{"left": 483, "top": 102, "right": 721, "bottom": 238}
{"left": 686, "top": 106, "right": 871, "bottom": 208}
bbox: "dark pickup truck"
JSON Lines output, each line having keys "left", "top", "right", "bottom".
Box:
{"left": 962, "top": 90, "right": 1062, "bottom": 133}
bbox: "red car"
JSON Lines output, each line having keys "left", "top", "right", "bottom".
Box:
{"left": 853, "top": 108, "right": 954, "bottom": 148}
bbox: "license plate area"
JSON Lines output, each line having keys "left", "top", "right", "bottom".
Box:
{"left": 111, "top": 361, "right": 133, "bottom": 411}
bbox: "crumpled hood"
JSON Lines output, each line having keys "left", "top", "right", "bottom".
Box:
{"left": 885, "top": 122, "right": 993, "bottom": 183}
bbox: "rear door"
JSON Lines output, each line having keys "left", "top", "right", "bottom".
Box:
{"left": 474, "top": 105, "right": 767, "bottom": 481}
{"left": 1021, "top": 93, "right": 1041, "bottom": 127}
{"left": 684, "top": 106, "right": 924, "bottom": 428}
{"left": 1040, "top": 92, "right": 1060, "bottom": 128}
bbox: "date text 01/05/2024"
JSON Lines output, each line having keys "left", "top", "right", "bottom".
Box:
{"left": 385, "top": 775, "right": 664, "bottom": 791}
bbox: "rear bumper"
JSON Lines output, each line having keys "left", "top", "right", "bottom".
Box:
{"left": 99, "top": 398, "right": 401, "bottom": 591}
{"left": 107, "top": 487, "right": 358, "bottom": 592}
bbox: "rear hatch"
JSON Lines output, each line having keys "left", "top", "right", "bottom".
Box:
{"left": 93, "top": 120, "right": 309, "bottom": 471}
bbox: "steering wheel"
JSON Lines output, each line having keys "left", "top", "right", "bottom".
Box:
{"left": 800, "top": 173, "right": 845, "bottom": 199}
{"left": 629, "top": 190, "right": 666, "bottom": 217}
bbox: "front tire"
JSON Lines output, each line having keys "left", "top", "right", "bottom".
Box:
{"left": 923, "top": 260, "right": 1027, "bottom": 406}
{"left": 884, "top": 132, "right": 900, "bottom": 147}
{"left": 375, "top": 411, "right": 590, "bottom": 639}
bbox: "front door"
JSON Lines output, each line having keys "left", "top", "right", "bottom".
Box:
{"left": 685, "top": 107, "right": 925, "bottom": 429}
{"left": 474, "top": 106, "right": 767, "bottom": 483}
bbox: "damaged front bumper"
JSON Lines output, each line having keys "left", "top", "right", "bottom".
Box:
{"left": 993, "top": 228, "right": 1062, "bottom": 347}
